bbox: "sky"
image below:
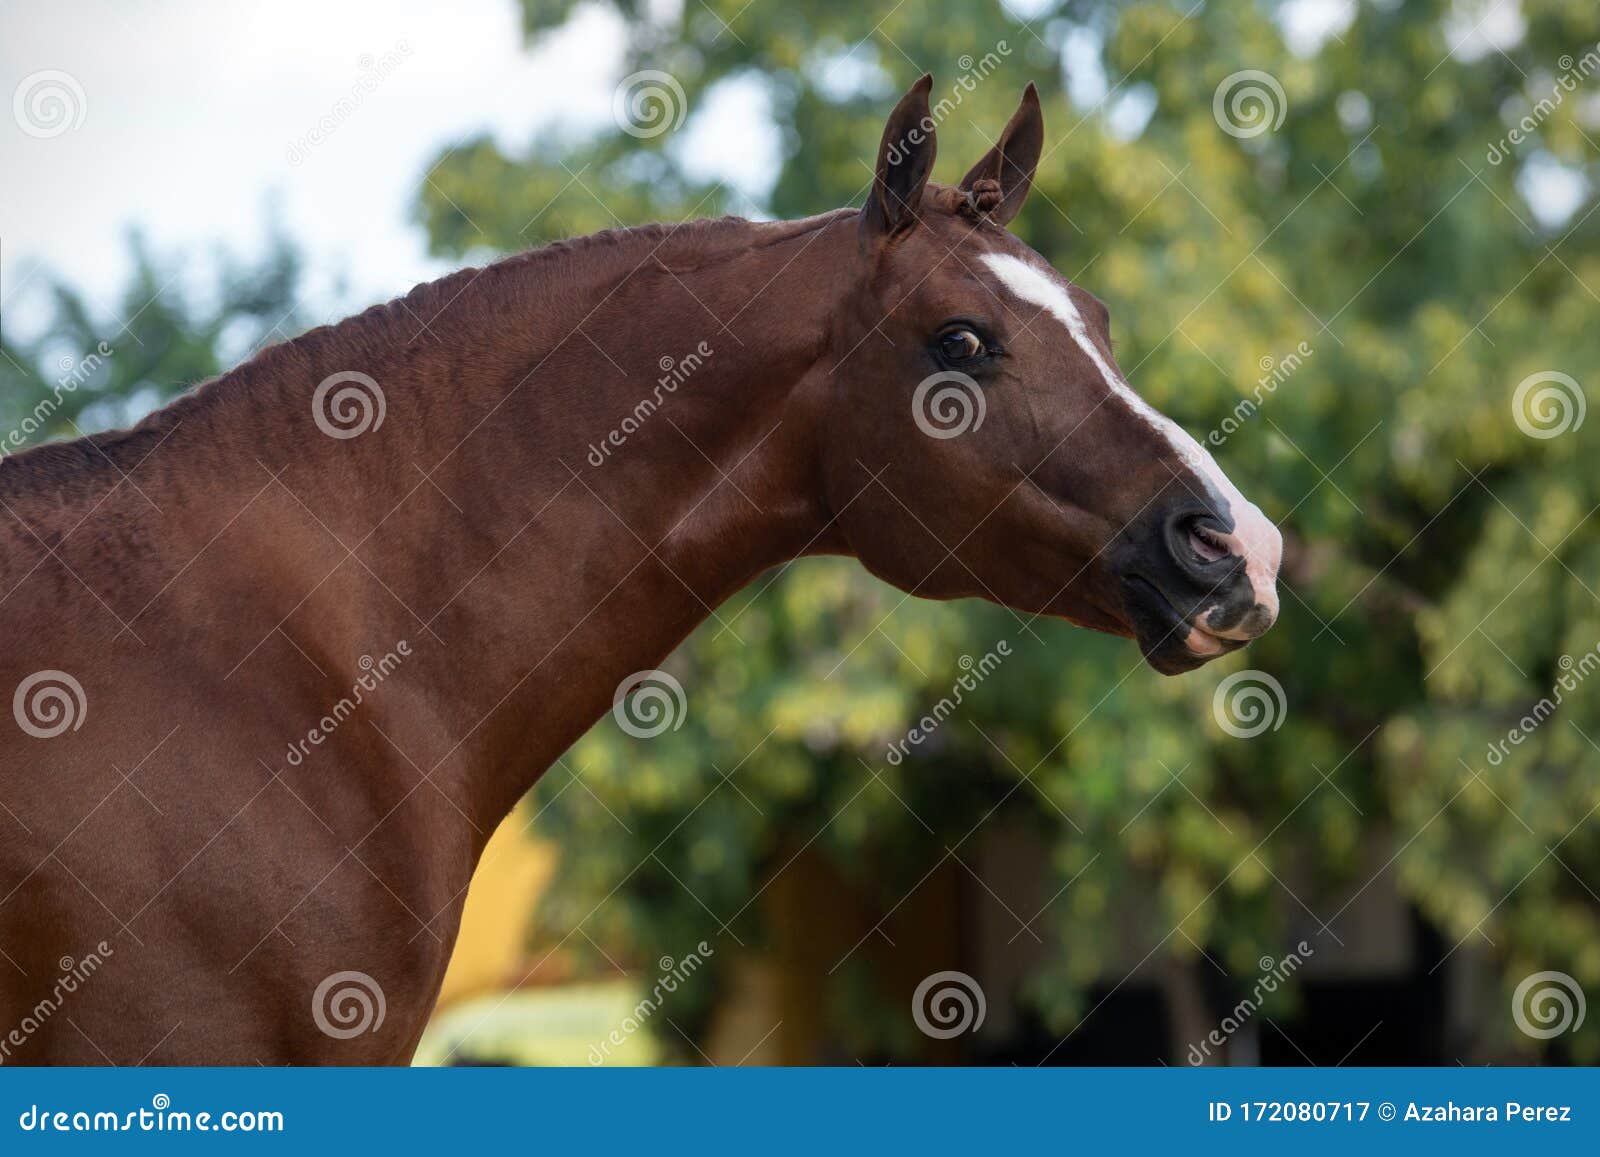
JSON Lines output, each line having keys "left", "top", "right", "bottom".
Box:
{"left": 0, "top": 0, "right": 778, "bottom": 340}
{"left": 0, "top": 0, "right": 1571, "bottom": 345}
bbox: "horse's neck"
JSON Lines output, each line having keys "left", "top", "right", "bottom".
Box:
{"left": 2, "top": 213, "right": 858, "bottom": 828}
{"left": 306, "top": 213, "right": 857, "bottom": 820}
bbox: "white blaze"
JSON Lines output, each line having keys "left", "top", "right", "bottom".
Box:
{"left": 980, "top": 252, "right": 1281, "bottom": 628}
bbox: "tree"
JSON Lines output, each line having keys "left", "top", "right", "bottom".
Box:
{"left": 2, "top": 231, "right": 306, "bottom": 452}
{"left": 440, "top": 0, "right": 1594, "bottom": 1062}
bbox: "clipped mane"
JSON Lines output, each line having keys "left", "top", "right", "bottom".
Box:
{"left": 1, "top": 209, "right": 855, "bottom": 491}
{"left": 275, "top": 208, "right": 854, "bottom": 372}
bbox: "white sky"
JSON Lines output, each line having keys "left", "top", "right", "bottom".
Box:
{"left": 0, "top": 0, "right": 1574, "bottom": 345}
{"left": 0, "top": 0, "right": 652, "bottom": 337}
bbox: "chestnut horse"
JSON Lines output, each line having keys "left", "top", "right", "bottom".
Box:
{"left": 0, "top": 78, "right": 1279, "bottom": 1064}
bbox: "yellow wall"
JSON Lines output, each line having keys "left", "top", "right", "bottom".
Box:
{"left": 436, "top": 817, "right": 558, "bottom": 1007}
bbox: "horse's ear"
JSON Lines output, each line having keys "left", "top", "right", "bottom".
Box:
{"left": 958, "top": 82, "right": 1043, "bottom": 227}
{"left": 863, "top": 74, "right": 936, "bottom": 238}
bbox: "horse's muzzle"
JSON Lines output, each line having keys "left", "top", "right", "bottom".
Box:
{"left": 1116, "top": 505, "right": 1281, "bottom": 675}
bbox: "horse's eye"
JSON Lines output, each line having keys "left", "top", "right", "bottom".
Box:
{"left": 938, "top": 328, "right": 985, "bottom": 363}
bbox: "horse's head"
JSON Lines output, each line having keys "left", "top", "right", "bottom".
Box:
{"left": 821, "top": 76, "right": 1281, "bottom": 674}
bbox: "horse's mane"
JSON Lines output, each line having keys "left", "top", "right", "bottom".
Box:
{"left": 1, "top": 208, "right": 856, "bottom": 490}
{"left": 247, "top": 208, "right": 853, "bottom": 387}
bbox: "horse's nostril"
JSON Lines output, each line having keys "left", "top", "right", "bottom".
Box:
{"left": 1188, "top": 524, "right": 1229, "bottom": 564}
{"left": 1175, "top": 513, "right": 1232, "bottom": 569}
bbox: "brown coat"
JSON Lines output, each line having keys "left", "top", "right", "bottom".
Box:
{"left": 0, "top": 79, "right": 1276, "bottom": 1063}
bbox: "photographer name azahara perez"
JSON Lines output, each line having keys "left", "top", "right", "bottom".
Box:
{"left": 1405, "top": 1102, "right": 1573, "bottom": 1123}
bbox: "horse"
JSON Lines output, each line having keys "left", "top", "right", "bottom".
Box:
{"left": 0, "top": 77, "right": 1280, "bottom": 1064}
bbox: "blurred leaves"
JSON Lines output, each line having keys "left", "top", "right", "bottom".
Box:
{"left": 1, "top": 230, "right": 307, "bottom": 443}
{"left": 416, "top": 0, "right": 1600, "bottom": 1062}
{"left": 10, "top": 0, "right": 1597, "bottom": 1064}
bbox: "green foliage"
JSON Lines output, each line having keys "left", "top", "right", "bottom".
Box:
{"left": 412, "top": 0, "right": 1600, "bottom": 1061}
{"left": 1, "top": 232, "right": 306, "bottom": 446}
